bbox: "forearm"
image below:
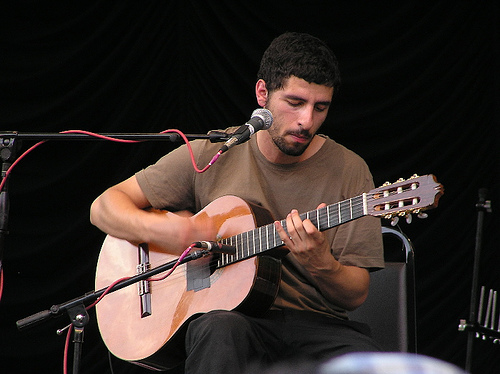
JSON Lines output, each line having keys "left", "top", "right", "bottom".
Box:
{"left": 305, "top": 255, "right": 370, "bottom": 311}
{"left": 91, "top": 187, "right": 154, "bottom": 244}
{"left": 90, "top": 177, "right": 194, "bottom": 255}
{"left": 275, "top": 209, "right": 370, "bottom": 311}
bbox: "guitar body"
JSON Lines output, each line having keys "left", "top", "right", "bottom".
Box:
{"left": 95, "top": 195, "right": 282, "bottom": 370}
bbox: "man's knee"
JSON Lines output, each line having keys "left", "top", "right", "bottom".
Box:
{"left": 186, "top": 310, "right": 252, "bottom": 343}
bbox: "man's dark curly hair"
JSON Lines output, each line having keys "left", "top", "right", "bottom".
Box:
{"left": 257, "top": 32, "right": 341, "bottom": 98}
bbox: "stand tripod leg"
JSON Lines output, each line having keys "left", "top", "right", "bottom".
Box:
{"left": 72, "top": 326, "right": 85, "bottom": 374}
{"left": 66, "top": 304, "right": 89, "bottom": 374}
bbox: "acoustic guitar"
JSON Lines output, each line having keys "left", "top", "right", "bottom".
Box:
{"left": 95, "top": 174, "right": 443, "bottom": 370}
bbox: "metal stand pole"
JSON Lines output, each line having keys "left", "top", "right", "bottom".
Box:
{"left": 465, "top": 188, "right": 492, "bottom": 373}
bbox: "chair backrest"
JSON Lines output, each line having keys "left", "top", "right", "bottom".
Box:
{"left": 348, "top": 226, "right": 417, "bottom": 353}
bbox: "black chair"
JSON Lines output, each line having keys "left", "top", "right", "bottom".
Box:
{"left": 348, "top": 226, "right": 417, "bottom": 353}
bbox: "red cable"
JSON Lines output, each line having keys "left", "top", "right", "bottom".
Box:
{"left": 0, "top": 128, "right": 221, "bottom": 192}
{"left": 0, "top": 128, "right": 221, "bottom": 368}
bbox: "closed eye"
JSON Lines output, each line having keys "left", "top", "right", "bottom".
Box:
{"left": 287, "top": 99, "right": 303, "bottom": 107}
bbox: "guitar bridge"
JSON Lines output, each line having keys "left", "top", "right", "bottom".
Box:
{"left": 137, "top": 263, "right": 151, "bottom": 295}
{"left": 137, "top": 243, "right": 152, "bottom": 318}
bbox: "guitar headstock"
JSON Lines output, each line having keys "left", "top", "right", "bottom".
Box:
{"left": 367, "top": 174, "right": 444, "bottom": 223}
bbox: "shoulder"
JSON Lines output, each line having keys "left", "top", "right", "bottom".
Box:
{"left": 320, "top": 135, "right": 370, "bottom": 169}
{"left": 319, "top": 135, "right": 375, "bottom": 193}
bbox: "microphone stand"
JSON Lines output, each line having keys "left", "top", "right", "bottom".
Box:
{"left": 0, "top": 129, "right": 228, "bottom": 275}
{"left": 458, "top": 188, "right": 493, "bottom": 373}
{"left": 1, "top": 130, "right": 229, "bottom": 374}
{"left": 0, "top": 134, "right": 20, "bottom": 288}
{"left": 16, "top": 248, "right": 210, "bottom": 374}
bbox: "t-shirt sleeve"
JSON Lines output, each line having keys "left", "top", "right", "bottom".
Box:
{"left": 330, "top": 155, "right": 385, "bottom": 271}
{"left": 135, "top": 140, "right": 205, "bottom": 212}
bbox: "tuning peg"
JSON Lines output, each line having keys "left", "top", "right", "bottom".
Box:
{"left": 417, "top": 212, "right": 428, "bottom": 219}
{"left": 390, "top": 216, "right": 399, "bottom": 226}
{"left": 406, "top": 214, "right": 413, "bottom": 224}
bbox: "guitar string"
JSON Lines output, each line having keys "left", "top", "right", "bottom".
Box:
{"left": 142, "top": 195, "right": 365, "bottom": 290}
{"left": 151, "top": 191, "right": 415, "bottom": 283}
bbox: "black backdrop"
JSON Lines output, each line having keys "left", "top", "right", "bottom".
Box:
{"left": 1, "top": 1, "right": 498, "bottom": 373}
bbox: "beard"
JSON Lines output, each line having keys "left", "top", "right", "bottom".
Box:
{"left": 269, "top": 127, "right": 313, "bottom": 156}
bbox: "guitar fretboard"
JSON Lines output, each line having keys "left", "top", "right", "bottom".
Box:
{"left": 217, "top": 194, "right": 366, "bottom": 268}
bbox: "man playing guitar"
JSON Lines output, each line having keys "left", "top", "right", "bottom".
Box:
{"left": 90, "top": 32, "right": 385, "bottom": 373}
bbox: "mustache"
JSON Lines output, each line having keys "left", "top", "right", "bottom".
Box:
{"left": 287, "top": 128, "right": 312, "bottom": 139}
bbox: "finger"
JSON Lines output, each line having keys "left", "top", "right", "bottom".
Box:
{"left": 287, "top": 209, "right": 307, "bottom": 240}
{"left": 316, "top": 202, "right": 327, "bottom": 209}
{"left": 274, "top": 220, "right": 293, "bottom": 246}
{"left": 302, "top": 218, "right": 322, "bottom": 238}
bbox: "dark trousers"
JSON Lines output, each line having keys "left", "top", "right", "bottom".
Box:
{"left": 184, "top": 309, "right": 381, "bottom": 374}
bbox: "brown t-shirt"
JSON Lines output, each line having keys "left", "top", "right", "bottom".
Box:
{"left": 136, "top": 134, "right": 384, "bottom": 319}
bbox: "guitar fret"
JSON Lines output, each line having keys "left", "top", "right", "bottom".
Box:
{"left": 231, "top": 235, "right": 237, "bottom": 263}
{"left": 253, "top": 228, "right": 258, "bottom": 254}
{"left": 259, "top": 227, "right": 264, "bottom": 253}
{"left": 331, "top": 204, "right": 340, "bottom": 226}
{"left": 243, "top": 231, "right": 248, "bottom": 258}
{"left": 232, "top": 235, "right": 238, "bottom": 261}
{"left": 228, "top": 236, "right": 234, "bottom": 263}
{"left": 245, "top": 231, "right": 253, "bottom": 256}
{"left": 232, "top": 234, "right": 238, "bottom": 261}
{"left": 265, "top": 225, "right": 269, "bottom": 252}
{"left": 248, "top": 230, "right": 253, "bottom": 256}
{"left": 252, "top": 230, "right": 260, "bottom": 253}
{"left": 353, "top": 196, "right": 364, "bottom": 218}
{"left": 255, "top": 228, "right": 259, "bottom": 254}
{"left": 243, "top": 232, "right": 247, "bottom": 257}
{"left": 240, "top": 233, "right": 244, "bottom": 254}
{"left": 279, "top": 219, "right": 286, "bottom": 245}
{"left": 253, "top": 229, "right": 261, "bottom": 253}
{"left": 318, "top": 206, "right": 327, "bottom": 230}
{"left": 340, "top": 200, "right": 351, "bottom": 222}
{"left": 227, "top": 236, "right": 233, "bottom": 263}
{"left": 244, "top": 230, "right": 249, "bottom": 256}
{"left": 258, "top": 227, "right": 262, "bottom": 254}
{"left": 239, "top": 232, "right": 243, "bottom": 258}
{"left": 269, "top": 224, "right": 273, "bottom": 248}
{"left": 218, "top": 238, "right": 224, "bottom": 266}
{"left": 249, "top": 229, "right": 254, "bottom": 255}
{"left": 229, "top": 235, "right": 235, "bottom": 262}
{"left": 243, "top": 232, "right": 248, "bottom": 260}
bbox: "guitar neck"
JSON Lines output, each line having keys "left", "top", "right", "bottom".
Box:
{"left": 219, "top": 194, "right": 366, "bottom": 267}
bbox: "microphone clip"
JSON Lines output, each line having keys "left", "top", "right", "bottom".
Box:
{"left": 192, "top": 241, "right": 236, "bottom": 255}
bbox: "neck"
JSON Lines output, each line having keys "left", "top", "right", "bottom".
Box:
{"left": 256, "top": 132, "right": 325, "bottom": 164}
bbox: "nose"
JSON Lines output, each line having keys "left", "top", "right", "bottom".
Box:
{"left": 298, "top": 106, "right": 315, "bottom": 130}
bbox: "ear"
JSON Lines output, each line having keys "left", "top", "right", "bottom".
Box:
{"left": 255, "top": 79, "right": 268, "bottom": 107}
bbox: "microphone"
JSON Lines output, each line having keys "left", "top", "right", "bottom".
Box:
{"left": 219, "top": 108, "right": 273, "bottom": 154}
{"left": 192, "top": 241, "right": 237, "bottom": 255}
